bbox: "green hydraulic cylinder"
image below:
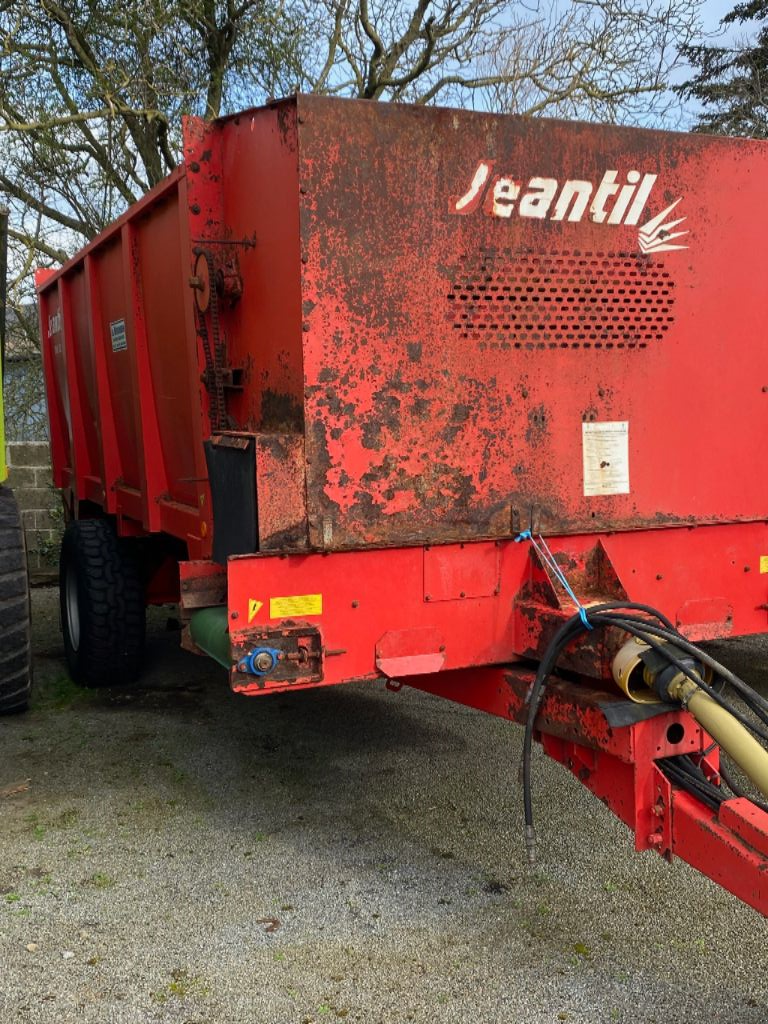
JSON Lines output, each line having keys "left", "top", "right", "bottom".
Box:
{"left": 189, "top": 606, "right": 231, "bottom": 669}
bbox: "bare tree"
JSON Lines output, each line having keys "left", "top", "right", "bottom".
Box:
{"left": 477, "top": 0, "right": 702, "bottom": 127}
{"left": 0, "top": 0, "right": 703, "bottom": 289}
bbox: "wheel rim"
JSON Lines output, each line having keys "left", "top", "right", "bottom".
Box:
{"left": 65, "top": 565, "right": 80, "bottom": 653}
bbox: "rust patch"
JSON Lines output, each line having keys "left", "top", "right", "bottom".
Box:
{"left": 525, "top": 404, "right": 549, "bottom": 446}
{"left": 261, "top": 389, "right": 304, "bottom": 432}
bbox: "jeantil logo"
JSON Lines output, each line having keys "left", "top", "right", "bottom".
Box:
{"left": 450, "top": 161, "right": 688, "bottom": 254}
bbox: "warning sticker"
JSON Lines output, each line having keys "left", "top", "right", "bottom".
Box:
{"left": 110, "top": 318, "right": 127, "bottom": 353}
{"left": 582, "top": 421, "right": 630, "bottom": 497}
{"left": 760, "top": 556, "right": 768, "bottom": 575}
{"left": 248, "top": 599, "right": 263, "bottom": 623}
{"left": 270, "top": 594, "right": 323, "bottom": 619}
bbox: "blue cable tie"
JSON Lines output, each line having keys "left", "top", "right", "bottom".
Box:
{"left": 515, "top": 529, "right": 532, "bottom": 543}
{"left": 530, "top": 534, "right": 594, "bottom": 631}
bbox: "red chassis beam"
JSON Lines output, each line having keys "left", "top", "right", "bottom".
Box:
{"left": 205, "top": 522, "right": 768, "bottom": 696}
{"left": 179, "top": 524, "right": 768, "bottom": 915}
{"left": 409, "top": 666, "right": 768, "bottom": 918}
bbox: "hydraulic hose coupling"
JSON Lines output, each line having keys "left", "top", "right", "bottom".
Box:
{"left": 611, "top": 637, "right": 708, "bottom": 704}
{"left": 238, "top": 646, "right": 281, "bottom": 677}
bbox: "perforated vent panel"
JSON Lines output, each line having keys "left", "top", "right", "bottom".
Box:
{"left": 446, "top": 250, "right": 675, "bottom": 350}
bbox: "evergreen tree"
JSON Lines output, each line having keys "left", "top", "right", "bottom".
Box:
{"left": 679, "top": 0, "right": 768, "bottom": 136}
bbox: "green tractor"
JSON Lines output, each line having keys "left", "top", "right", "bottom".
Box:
{"left": 0, "top": 207, "right": 31, "bottom": 714}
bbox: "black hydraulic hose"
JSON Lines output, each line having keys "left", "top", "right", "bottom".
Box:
{"left": 718, "top": 758, "right": 768, "bottom": 816}
{"left": 604, "top": 615, "right": 768, "bottom": 734}
{"left": 522, "top": 603, "right": 768, "bottom": 862}
{"left": 521, "top": 601, "right": 684, "bottom": 863}
{"left": 658, "top": 755, "right": 724, "bottom": 811}
{"left": 602, "top": 615, "right": 768, "bottom": 719}
{"left": 597, "top": 616, "right": 768, "bottom": 743}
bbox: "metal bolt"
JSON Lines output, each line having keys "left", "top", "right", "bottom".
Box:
{"left": 351, "top": 600, "right": 359, "bottom": 608}
{"left": 647, "top": 833, "right": 663, "bottom": 847}
{"left": 656, "top": 574, "right": 663, "bottom": 581}
{"left": 231, "top": 611, "right": 238, "bottom": 620}
{"left": 253, "top": 651, "right": 275, "bottom": 673}
{"left": 460, "top": 591, "right": 466, "bottom": 598}
{"left": 439, "top": 645, "right": 446, "bottom": 652}
{"left": 425, "top": 594, "right": 431, "bottom": 602}
{"left": 190, "top": 203, "right": 201, "bottom": 214}
{"left": 189, "top": 161, "right": 200, "bottom": 173}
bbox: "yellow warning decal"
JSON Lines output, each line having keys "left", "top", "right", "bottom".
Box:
{"left": 270, "top": 594, "right": 323, "bottom": 619}
{"left": 760, "top": 556, "right": 768, "bottom": 575}
{"left": 248, "top": 599, "right": 264, "bottom": 623}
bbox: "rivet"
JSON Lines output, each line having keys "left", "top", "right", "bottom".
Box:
{"left": 190, "top": 203, "right": 201, "bottom": 214}
{"left": 231, "top": 611, "right": 238, "bottom": 620}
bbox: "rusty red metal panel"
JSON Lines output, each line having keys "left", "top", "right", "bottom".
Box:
{"left": 295, "top": 96, "right": 768, "bottom": 548}
{"left": 83, "top": 255, "right": 119, "bottom": 513}
{"left": 37, "top": 97, "right": 768, "bottom": 558}
{"left": 223, "top": 524, "right": 768, "bottom": 693}
{"left": 423, "top": 542, "right": 500, "bottom": 601}
{"left": 254, "top": 434, "right": 308, "bottom": 550}
{"left": 183, "top": 105, "right": 304, "bottom": 437}
{"left": 36, "top": 273, "right": 71, "bottom": 490}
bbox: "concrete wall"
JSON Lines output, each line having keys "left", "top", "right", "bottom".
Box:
{"left": 5, "top": 441, "right": 63, "bottom": 572}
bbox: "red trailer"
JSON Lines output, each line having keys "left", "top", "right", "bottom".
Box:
{"left": 36, "top": 95, "right": 768, "bottom": 915}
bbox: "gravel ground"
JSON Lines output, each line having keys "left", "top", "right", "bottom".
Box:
{"left": 1, "top": 588, "right": 767, "bottom": 1024}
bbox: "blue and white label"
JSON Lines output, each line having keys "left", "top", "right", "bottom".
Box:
{"left": 110, "top": 318, "right": 127, "bottom": 353}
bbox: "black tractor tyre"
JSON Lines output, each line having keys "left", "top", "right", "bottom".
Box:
{"left": 0, "top": 485, "right": 32, "bottom": 714}
{"left": 60, "top": 518, "right": 145, "bottom": 687}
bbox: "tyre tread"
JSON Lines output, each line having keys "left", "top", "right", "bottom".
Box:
{"left": 0, "top": 487, "right": 32, "bottom": 714}
{"left": 60, "top": 519, "right": 145, "bottom": 687}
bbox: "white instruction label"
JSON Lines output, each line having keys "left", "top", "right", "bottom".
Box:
{"left": 582, "top": 421, "right": 629, "bottom": 496}
{"left": 110, "top": 318, "right": 127, "bottom": 353}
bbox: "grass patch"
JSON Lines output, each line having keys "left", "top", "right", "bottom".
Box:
{"left": 31, "top": 673, "right": 97, "bottom": 712}
{"left": 88, "top": 872, "right": 115, "bottom": 890}
{"left": 151, "top": 968, "right": 210, "bottom": 1003}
